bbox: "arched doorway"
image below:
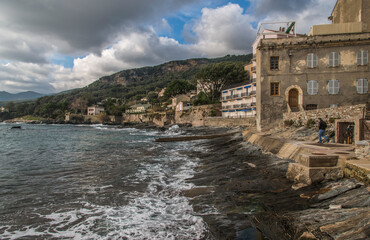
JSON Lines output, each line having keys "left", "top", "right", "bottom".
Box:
{"left": 288, "top": 88, "right": 299, "bottom": 111}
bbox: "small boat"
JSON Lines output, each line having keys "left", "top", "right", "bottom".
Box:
{"left": 11, "top": 126, "right": 22, "bottom": 129}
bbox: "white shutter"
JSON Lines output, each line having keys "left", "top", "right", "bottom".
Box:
{"left": 358, "top": 51, "right": 369, "bottom": 65}
{"left": 329, "top": 52, "right": 339, "bottom": 67}
{"left": 328, "top": 80, "right": 339, "bottom": 94}
{"left": 307, "top": 54, "right": 312, "bottom": 68}
{"left": 357, "top": 79, "right": 368, "bottom": 94}
{"left": 357, "top": 79, "right": 363, "bottom": 93}
{"left": 357, "top": 51, "right": 362, "bottom": 65}
{"left": 313, "top": 80, "right": 318, "bottom": 94}
{"left": 329, "top": 52, "right": 334, "bottom": 66}
{"left": 307, "top": 80, "right": 318, "bottom": 95}
{"left": 364, "top": 51, "right": 368, "bottom": 65}
{"left": 364, "top": 79, "right": 369, "bottom": 93}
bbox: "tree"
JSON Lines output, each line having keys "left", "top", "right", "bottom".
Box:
{"left": 163, "top": 79, "right": 195, "bottom": 99}
{"left": 196, "top": 62, "right": 248, "bottom": 102}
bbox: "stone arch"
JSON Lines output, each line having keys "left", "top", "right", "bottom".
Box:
{"left": 285, "top": 85, "right": 304, "bottom": 112}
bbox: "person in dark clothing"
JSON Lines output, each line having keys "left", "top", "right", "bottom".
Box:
{"left": 318, "top": 118, "right": 329, "bottom": 143}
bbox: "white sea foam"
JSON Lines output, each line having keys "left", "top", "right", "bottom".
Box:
{"left": 1, "top": 140, "right": 209, "bottom": 239}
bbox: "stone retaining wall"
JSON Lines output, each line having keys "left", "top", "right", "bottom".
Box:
{"left": 205, "top": 117, "right": 256, "bottom": 128}
{"left": 283, "top": 104, "right": 366, "bottom": 126}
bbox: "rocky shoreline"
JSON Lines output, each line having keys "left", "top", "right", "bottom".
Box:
{"left": 183, "top": 132, "right": 369, "bottom": 240}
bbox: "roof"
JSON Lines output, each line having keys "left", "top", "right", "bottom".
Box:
{"left": 222, "top": 82, "right": 252, "bottom": 91}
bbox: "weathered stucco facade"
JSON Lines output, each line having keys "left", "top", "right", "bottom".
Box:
{"left": 310, "top": 0, "right": 370, "bottom": 35}
{"left": 256, "top": 33, "right": 370, "bottom": 130}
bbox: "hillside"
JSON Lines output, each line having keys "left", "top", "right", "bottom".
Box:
{"left": 0, "top": 91, "right": 44, "bottom": 102}
{"left": 0, "top": 54, "right": 252, "bottom": 121}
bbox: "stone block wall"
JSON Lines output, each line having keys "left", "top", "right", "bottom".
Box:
{"left": 205, "top": 117, "right": 256, "bottom": 128}
{"left": 283, "top": 104, "right": 366, "bottom": 126}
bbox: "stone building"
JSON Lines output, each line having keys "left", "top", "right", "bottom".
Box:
{"left": 255, "top": 0, "right": 370, "bottom": 130}
{"left": 87, "top": 106, "right": 105, "bottom": 116}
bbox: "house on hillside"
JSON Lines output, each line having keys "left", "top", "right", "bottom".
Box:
{"left": 171, "top": 94, "right": 191, "bottom": 111}
{"left": 87, "top": 106, "right": 105, "bottom": 116}
{"left": 158, "top": 88, "right": 166, "bottom": 98}
{"left": 0, "top": 106, "right": 8, "bottom": 113}
{"left": 126, "top": 104, "right": 152, "bottom": 114}
{"left": 254, "top": 0, "right": 369, "bottom": 130}
{"left": 221, "top": 83, "right": 257, "bottom": 118}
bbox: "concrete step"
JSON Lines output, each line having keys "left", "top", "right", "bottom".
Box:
{"left": 286, "top": 163, "right": 343, "bottom": 185}
{"left": 298, "top": 154, "right": 339, "bottom": 167}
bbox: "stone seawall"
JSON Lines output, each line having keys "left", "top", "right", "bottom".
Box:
{"left": 205, "top": 117, "right": 256, "bottom": 128}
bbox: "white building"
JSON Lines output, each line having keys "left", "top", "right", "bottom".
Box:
{"left": 87, "top": 106, "right": 105, "bottom": 116}
{"left": 221, "top": 83, "right": 257, "bottom": 118}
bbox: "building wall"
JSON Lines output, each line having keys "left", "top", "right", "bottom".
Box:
{"left": 331, "top": 0, "right": 362, "bottom": 24}
{"left": 221, "top": 83, "right": 257, "bottom": 118}
{"left": 256, "top": 33, "right": 370, "bottom": 130}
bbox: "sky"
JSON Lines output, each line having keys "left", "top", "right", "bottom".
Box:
{"left": 0, "top": 0, "right": 336, "bottom": 94}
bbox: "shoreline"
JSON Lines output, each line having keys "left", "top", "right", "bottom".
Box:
{"left": 183, "top": 131, "right": 369, "bottom": 239}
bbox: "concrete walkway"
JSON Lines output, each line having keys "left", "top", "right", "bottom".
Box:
{"left": 243, "top": 130, "right": 369, "bottom": 185}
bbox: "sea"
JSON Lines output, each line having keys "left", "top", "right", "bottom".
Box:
{"left": 0, "top": 123, "right": 211, "bottom": 240}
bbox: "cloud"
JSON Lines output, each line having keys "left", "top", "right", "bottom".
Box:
{"left": 0, "top": 1, "right": 337, "bottom": 94}
{"left": 0, "top": 63, "right": 57, "bottom": 93}
{"left": 191, "top": 3, "right": 256, "bottom": 56}
{"left": 252, "top": 0, "right": 314, "bottom": 16}
{"left": 0, "top": 0, "right": 199, "bottom": 62}
{"left": 254, "top": 0, "right": 336, "bottom": 34}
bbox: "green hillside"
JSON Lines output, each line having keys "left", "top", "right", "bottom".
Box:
{"left": 0, "top": 54, "right": 252, "bottom": 121}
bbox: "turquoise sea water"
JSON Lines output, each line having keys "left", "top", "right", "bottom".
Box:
{"left": 0, "top": 123, "right": 208, "bottom": 239}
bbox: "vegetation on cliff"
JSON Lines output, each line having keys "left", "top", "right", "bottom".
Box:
{"left": 0, "top": 54, "right": 251, "bottom": 121}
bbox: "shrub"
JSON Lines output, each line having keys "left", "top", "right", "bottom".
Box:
{"left": 305, "top": 118, "right": 316, "bottom": 128}
{"left": 329, "top": 117, "right": 340, "bottom": 124}
{"left": 284, "top": 119, "right": 294, "bottom": 127}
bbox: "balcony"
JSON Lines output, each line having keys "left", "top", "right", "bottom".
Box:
{"left": 252, "top": 66, "right": 256, "bottom": 73}
{"left": 232, "top": 94, "right": 242, "bottom": 99}
{"left": 233, "top": 104, "right": 240, "bottom": 109}
{"left": 226, "top": 96, "right": 232, "bottom": 100}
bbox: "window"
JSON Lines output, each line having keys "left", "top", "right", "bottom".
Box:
{"left": 328, "top": 80, "right": 339, "bottom": 94}
{"left": 270, "top": 56, "right": 279, "bottom": 70}
{"left": 307, "top": 53, "right": 318, "bottom": 68}
{"left": 329, "top": 52, "right": 340, "bottom": 67}
{"left": 307, "top": 80, "right": 318, "bottom": 95}
{"left": 357, "top": 78, "right": 368, "bottom": 94}
{"left": 270, "top": 82, "right": 280, "bottom": 96}
{"left": 357, "top": 50, "right": 368, "bottom": 65}
{"left": 306, "top": 104, "right": 317, "bottom": 110}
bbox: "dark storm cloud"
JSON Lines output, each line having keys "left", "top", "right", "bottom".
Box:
{"left": 254, "top": 0, "right": 314, "bottom": 16}
{"left": 0, "top": 0, "right": 198, "bottom": 61}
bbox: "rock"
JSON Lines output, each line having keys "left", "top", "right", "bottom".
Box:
{"left": 329, "top": 204, "right": 342, "bottom": 210}
{"left": 314, "top": 179, "right": 362, "bottom": 201}
{"left": 355, "top": 140, "right": 369, "bottom": 146}
{"left": 298, "top": 232, "right": 317, "bottom": 240}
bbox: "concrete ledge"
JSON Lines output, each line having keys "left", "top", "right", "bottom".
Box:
{"left": 287, "top": 163, "right": 343, "bottom": 185}
{"left": 298, "top": 154, "right": 339, "bottom": 167}
{"left": 344, "top": 160, "right": 370, "bottom": 185}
